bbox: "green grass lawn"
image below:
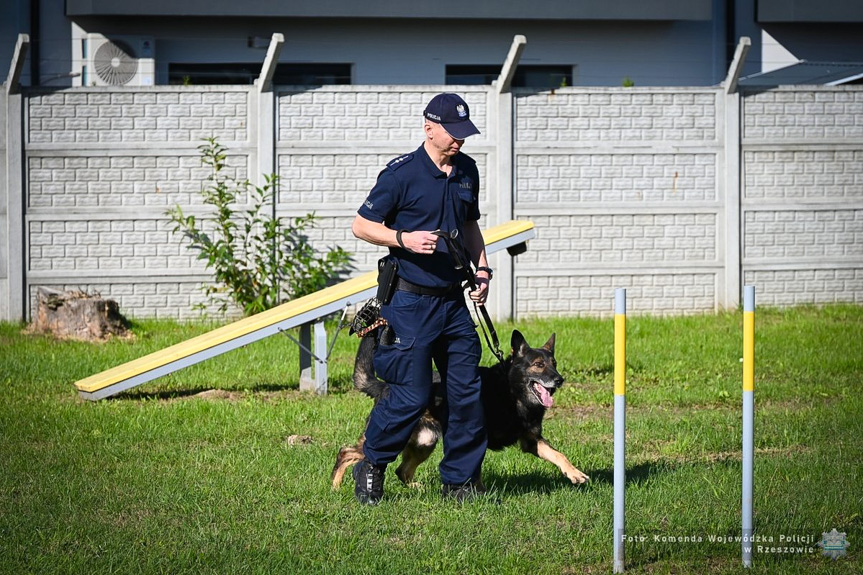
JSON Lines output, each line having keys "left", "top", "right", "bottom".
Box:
{"left": 1, "top": 305, "right": 861, "bottom": 574}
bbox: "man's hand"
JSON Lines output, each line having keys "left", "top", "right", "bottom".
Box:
{"left": 401, "top": 230, "right": 439, "bottom": 255}
{"left": 470, "top": 272, "right": 490, "bottom": 305}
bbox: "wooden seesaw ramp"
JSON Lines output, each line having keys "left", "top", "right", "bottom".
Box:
{"left": 74, "top": 220, "right": 535, "bottom": 400}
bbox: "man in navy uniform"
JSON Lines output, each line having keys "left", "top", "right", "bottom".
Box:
{"left": 351, "top": 93, "right": 493, "bottom": 504}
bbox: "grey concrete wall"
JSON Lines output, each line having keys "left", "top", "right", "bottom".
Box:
{"left": 23, "top": 86, "right": 254, "bottom": 319}
{"left": 512, "top": 88, "right": 726, "bottom": 316}
{"left": 1, "top": 83, "right": 862, "bottom": 321}
{"left": 741, "top": 87, "right": 863, "bottom": 305}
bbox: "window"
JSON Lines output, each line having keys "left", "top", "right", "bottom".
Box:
{"left": 273, "top": 64, "right": 352, "bottom": 86}
{"left": 168, "top": 63, "right": 352, "bottom": 85}
{"left": 445, "top": 66, "right": 500, "bottom": 86}
{"left": 446, "top": 65, "right": 573, "bottom": 89}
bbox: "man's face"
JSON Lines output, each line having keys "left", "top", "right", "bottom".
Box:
{"left": 424, "top": 121, "right": 464, "bottom": 157}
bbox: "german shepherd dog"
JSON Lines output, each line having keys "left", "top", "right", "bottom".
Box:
{"left": 331, "top": 328, "right": 590, "bottom": 490}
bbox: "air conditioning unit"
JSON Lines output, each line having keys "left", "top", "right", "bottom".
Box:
{"left": 83, "top": 34, "right": 155, "bottom": 86}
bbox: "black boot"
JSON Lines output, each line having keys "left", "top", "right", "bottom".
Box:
{"left": 442, "top": 481, "right": 486, "bottom": 503}
{"left": 353, "top": 459, "right": 385, "bottom": 505}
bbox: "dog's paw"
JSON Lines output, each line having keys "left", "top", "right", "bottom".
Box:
{"left": 567, "top": 469, "right": 590, "bottom": 484}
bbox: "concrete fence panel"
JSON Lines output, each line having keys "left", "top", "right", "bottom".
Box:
{"left": 741, "top": 87, "right": 863, "bottom": 306}
{"left": 513, "top": 88, "right": 726, "bottom": 317}
{"left": 23, "top": 86, "right": 255, "bottom": 319}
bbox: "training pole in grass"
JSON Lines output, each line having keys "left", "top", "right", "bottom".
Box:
{"left": 613, "top": 288, "right": 626, "bottom": 573}
{"left": 742, "top": 286, "right": 755, "bottom": 567}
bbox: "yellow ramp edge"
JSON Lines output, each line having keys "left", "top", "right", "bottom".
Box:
{"left": 482, "top": 219, "right": 533, "bottom": 245}
{"left": 74, "top": 220, "right": 534, "bottom": 396}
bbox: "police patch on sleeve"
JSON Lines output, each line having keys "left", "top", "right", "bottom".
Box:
{"left": 387, "top": 153, "right": 414, "bottom": 170}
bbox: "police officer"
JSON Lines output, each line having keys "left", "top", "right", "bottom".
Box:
{"left": 351, "top": 93, "right": 492, "bottom": 504}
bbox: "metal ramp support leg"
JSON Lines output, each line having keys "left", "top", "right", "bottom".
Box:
{"left": 298, "top": 321, "right": 328, "bottom": 394}
{"left": 314, "top": 321, "right": 327, "bottom": 394}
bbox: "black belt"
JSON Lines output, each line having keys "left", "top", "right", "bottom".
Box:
{"left": 396, "top": 278, "right": 459, "bottom": 297}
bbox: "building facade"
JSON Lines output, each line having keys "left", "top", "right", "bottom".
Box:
{"left": 2, "top": 2, "right": 862, "bottom": 322}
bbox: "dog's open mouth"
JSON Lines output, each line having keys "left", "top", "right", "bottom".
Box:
{"left": 531, "top": 382, "right": 554, "bottom": 408}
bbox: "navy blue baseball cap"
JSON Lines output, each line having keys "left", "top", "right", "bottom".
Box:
{"left": 423, "top": 93, "right": 480, "bottom": 139}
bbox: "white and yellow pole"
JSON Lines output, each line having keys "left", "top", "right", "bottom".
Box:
{"left": 742, "top": 285, "right": 755, "bottom": 568}
{"left": 613, "top": 288, "right": 626, "bottom": 573}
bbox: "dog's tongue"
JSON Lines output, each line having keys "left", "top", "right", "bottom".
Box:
{"left": 533, "top": 383, "right": 554, "bottom": 408}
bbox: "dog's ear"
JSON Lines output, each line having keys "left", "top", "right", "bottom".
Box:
{"left": 511, "top": 330, "right": 529, "bottom": 356}
{"left": 542, "top": 333, "right": 556, "bottom": 355}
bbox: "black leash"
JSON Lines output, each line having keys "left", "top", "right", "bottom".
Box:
{"left": 474, "top": 299, "right": 506, "bottom": 365}
{"left": 432, "top": 230, "right": 506, "bottom": 364}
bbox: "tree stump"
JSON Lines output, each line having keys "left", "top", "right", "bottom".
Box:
{"left": 28, "top": 287, "right": 132, "bottom": 342}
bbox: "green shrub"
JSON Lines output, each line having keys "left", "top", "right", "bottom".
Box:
{"left": 167, "top": 138, "right": 351, "bottom": 316}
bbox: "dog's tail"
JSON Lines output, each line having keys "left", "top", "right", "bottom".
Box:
{"left": 353, "top": 331, "right": 389, "bottom": 401}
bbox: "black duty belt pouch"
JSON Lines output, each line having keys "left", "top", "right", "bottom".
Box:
{"left": 376, "top": 256, "right": 399, "bottom": 305}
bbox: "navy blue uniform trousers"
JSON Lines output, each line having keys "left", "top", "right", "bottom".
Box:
{"left": 363, "top": 289, "right": 487, "bottom": 486}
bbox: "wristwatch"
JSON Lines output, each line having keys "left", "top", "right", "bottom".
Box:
{"left": 476, "top": 266, "right": 493, "bottom": 280}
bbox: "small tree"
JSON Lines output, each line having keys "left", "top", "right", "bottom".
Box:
{"left": 167, "top": 138, "right": 351, "bottom": 316}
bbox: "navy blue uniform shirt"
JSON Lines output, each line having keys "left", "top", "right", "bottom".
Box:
{"left": 358, "top": 144, "right": 480, "bottom": 289}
